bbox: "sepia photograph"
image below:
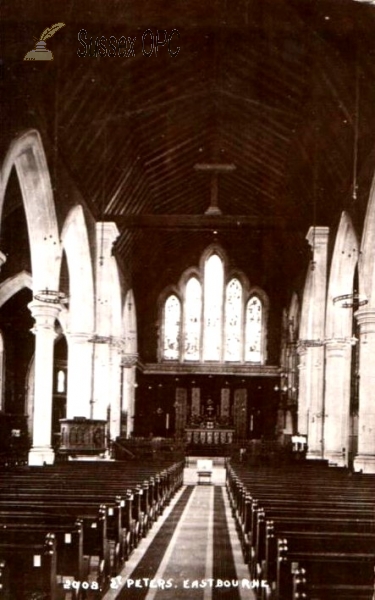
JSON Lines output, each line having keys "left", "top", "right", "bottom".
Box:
{"left": 1, "top": 0, "right": 375, "bottom": 598}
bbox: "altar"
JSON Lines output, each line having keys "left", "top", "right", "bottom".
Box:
{"left": 185, "top": 428, "right": 234, "bottom": 445}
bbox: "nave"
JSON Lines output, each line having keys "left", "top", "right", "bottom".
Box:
{"left": 0, "top": 453, "right": 374, "bottom": 599}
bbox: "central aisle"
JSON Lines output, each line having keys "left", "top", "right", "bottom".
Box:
{"left": 104, "top": 483, "right": 255, "bottom": 600}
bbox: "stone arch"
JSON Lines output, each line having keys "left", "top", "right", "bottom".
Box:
{"left": 0, "top": 271, "right": 33, "bottom": 308}
{"left": 324, "top": 214, "right": 360, "bottom": 467}
{"left": 0, "top": 272, "right": 33, "bottom": 416}
{"left": 353, "top": 174, "right": 375, "bottom": 473}
{"left": 359, "top": 173, "right": 375, "bottom": 304}
{"left": 326, "top": 211, "right": 359, "bottom": 340}
{"left": 0, "top": 130, "right": 61, "bottom": 292}
{"left": 60, "top": 205, "right": 94, "bottom": 333}
{"left": 109, "top": 257, "right": 123, "bottom": 338}
{"left": 60, "top": 206, "right": 95, "bottom": 420}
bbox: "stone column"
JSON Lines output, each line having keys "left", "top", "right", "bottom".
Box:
{"left": 93, "top": 222, "right": 120, "bottom": 424}
{"left": 28, "top": 301, "right": 60, "bottom": 465}
{"left": 297, "top": 344, "right": 308, "bottom": 434}
{"left": 353, "top": 309, "right": 375, "bottom": 473}
{"left": 66, "top": 332, "right": 93, "bottom": 419}
{"left": 122, "top": 355, "right": 137, "bottom": 437}
{"left": 324, "top": 339, "right": 353, "bottom": 466}
{"left": 91, "top": 340, "right": 111, "bottom": 421}
{"left": 108, "top": 342, "right": 122, "bottom": 441}
{"left": 306, "top": 344, "right": 325, "bottom": 458}
{"left": 305, "top": 226, "right": 329, "bottom": 460}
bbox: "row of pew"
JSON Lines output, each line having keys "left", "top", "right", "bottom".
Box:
{"left": 0, "top": 458, "right": 184, "bottom": 599}
{"left": 226, "top": 460, "right": 375, "bottom": 600}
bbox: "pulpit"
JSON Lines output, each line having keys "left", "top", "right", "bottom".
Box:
{"left": 59, "top": 417, "right": 107, "bottom": 456}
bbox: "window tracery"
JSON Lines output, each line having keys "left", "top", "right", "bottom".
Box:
{"left": 160, "top": 247, "right": 268, "bottom": 364}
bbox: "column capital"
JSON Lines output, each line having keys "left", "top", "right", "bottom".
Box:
{"left": 28, "top": 300, "right": 61, "bottom": 331}
{"left": 355, "top": 308, "right": 375, "bottom": 328}
{"left": 306, "top": 226, "right": 329, "bottom": 249}
{"left": 297, "top": 342, "right": 307, "bottom": 356}
{"left": 66, "top": 331, "right": 94, "bottom": 344}
{"left": 96, "top": 222, "right": 119, "bottom": 262}
{"left": 96, "top": 221, "right": 119, "bottom": 243}
{"left": 121, "top": 353, "right": 138, "bottom": 368}
{"left": 325, "top": 338, "right": 356, "bottom": 353}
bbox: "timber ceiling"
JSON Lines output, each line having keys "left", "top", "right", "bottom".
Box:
{"left": 2, "top": 0, "right": 375, "bottom": 317}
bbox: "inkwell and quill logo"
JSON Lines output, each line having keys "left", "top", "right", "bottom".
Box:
{"left": 24, "top": 22, "right": 65, "bottom": 61}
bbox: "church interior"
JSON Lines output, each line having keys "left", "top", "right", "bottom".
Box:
{"left": 1, "top": 0, "right": 375, "bottom": 598}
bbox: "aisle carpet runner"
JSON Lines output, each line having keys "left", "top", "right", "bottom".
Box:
{"left": 114, "top": 486, "right": 241, "bottom": 600}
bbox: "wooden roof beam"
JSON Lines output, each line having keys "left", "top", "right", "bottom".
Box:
{"left": 109, "top": 213, "right": 286, "bottom": 230}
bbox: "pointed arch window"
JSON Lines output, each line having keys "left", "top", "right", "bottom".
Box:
{"left": 163, "top": 294, "right": 181, "bottom": 360}
{"left": 184, "top": 277, "right": 202, "bottom": 361}
{"left": 225, "top": 278, "right": 242, "bottom": 361}
{"left": 245, "top": 296, "right": 262, "bottom": 362}
{"left": 57, "top": 369, "right": 66, "bottom": 393}
{"left": 160, "top": 247, "right": 268, "bottom": 364}
{"left": 203, "top": 254, "right": 224, "bottom": 361}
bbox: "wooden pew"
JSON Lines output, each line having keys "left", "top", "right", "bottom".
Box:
{"left": 0, "top": 519, "right": 84, "bottom": 583}
{"left": 277, "top": 535, "right": 375, "bottom": 600}
{"left": 0, "top": 533, "right": 57, "bottom": 600}
{"left": 292, "top": 565, "right": 374, "bottom": 599}
{"left": 0, "top": 458, "right": 184, "bottom": 594}
{"left": 225, "top": 460, "right": 375, "bottom": 600}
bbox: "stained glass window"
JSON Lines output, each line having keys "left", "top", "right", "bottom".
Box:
{"left": 245, "top": 296, "right": 262, "bottom": 362}
{"left": 225, "top": 278, "right": 242, "bottom": 361}
{"left": 160, "top": 247, "right": 267, "bottom": 364}
{"left": 184, "top": 277, "right": 202, "bottom": 361}
{"left": 163, "top": 295, "right": 181, "bottom": 360}
{"left": 203, "top": 254, "right": 224, "bottom": 360}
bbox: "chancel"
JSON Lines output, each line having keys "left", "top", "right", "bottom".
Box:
{"left": 1, "top": 0, "right": 375, "bottom": 598}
